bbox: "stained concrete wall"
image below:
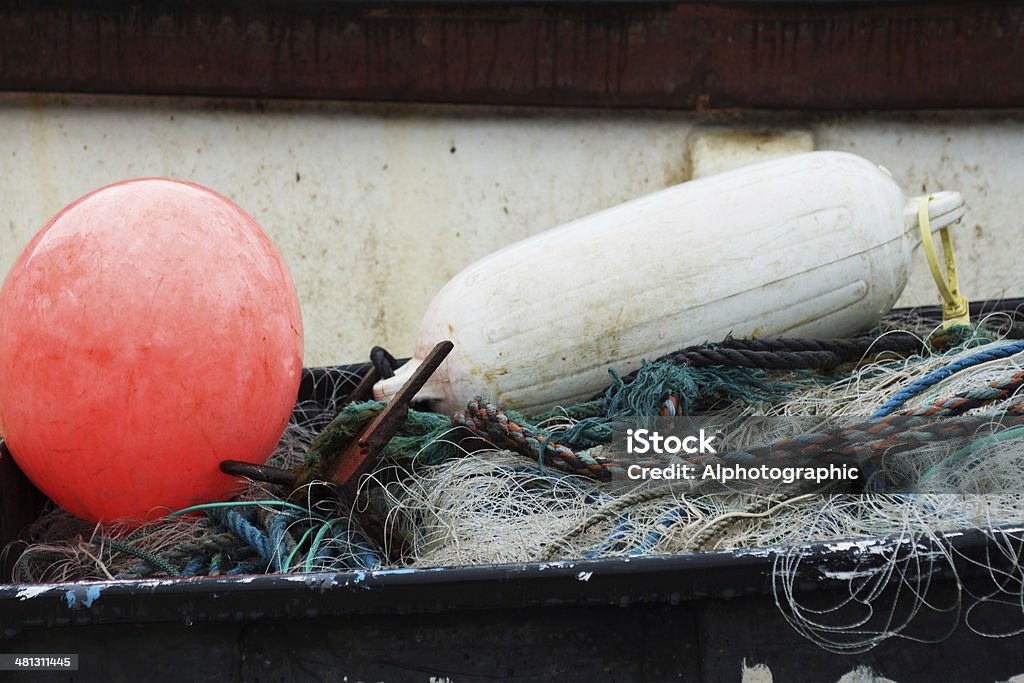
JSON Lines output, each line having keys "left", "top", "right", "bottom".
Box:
{"left": 1, "top": 93, "right": 1021, "bottom": 366}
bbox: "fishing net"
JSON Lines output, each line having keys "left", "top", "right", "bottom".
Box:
{"left": 6, "top": 305, "right": 1024, "bottom": 652}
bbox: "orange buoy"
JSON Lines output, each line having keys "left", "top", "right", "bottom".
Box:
{"left": 0, "top": 178, "right": 303, "bottom": 522}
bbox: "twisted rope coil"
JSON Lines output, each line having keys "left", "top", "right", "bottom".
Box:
{"left": 453, "top": 398, "right": 622, "bottom": 481}
{"left": 872, "top": 340, "right": 1024, "bottom": 417}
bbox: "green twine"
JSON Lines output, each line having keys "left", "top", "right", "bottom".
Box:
{"left": 548, "top": 361, "right": 805, "bottom": 448}
{"left": 301, "top": 401, "right": 459, "bottom": 480}
{"left": 533, "top": 399, "right": 607, "bottom": 423}
{"left": 104, "top": 537, "right": 180, "bottom": 577}
{"left": 929, "top": 323, "right": 994, "bottom": 353}
{"left": 101, "top": 501, "right": 326, "bottom": 578}
{"left": 285, "top": 524, "right": 320, "bottom": 572}
{"left": 605, "top": 361, "right": 799, "bottom": 416}
{"left": 304, "top": 520, "right": 339, "bottom": 573}
{"left": 166, "top": 499, "right": 319, "bottom": 520}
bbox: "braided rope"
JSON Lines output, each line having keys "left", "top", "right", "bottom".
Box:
{"left": 663, "top": 347, "right": 843, "bottom": 370}
{"left": 181, "top": 555, "right": 205, "bottom": 577}
{"left": 678, "top": 412, "right": 1024, "bottom": 476}
{"left": 453, "top": 398, "right": 623, "bottom": 481}
{"left": 872, "top": 340, "right": 1024, "bottom": 417}
{"left": 16, "top": 551, "right": 36, "bottom": 583}
{"left": 443, "top": 338, "right": 1024, "bottom": 504}
{"left": 452, "top": 382, "right": 1024, "bottom": 490}
{"left": 614, "top": 333, "right": 924, "bottom": 386}
{"left": 104, "top": 537, "right": 180, "bottom": 577}
{"left": 900, "top": 368, "right": 1024, "bottom": 417}
{"left": 684, "top": 495, "right": 784, "bottom": 552}
{"left": 718, "top": 334, "right": 923, "bottom": 356}
{"left": 206, "top": 508, "right": 278, "bottom": 567}
{"left": 266, "top": 512, "right": 293, "bottom": 573}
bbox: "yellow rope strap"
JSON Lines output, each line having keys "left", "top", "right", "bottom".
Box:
{"left": 918, "top": 194, "right": 970, "bottom": 329}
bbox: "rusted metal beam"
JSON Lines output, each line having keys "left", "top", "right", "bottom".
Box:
{"left": 1, "top": 2, "right": 1023, "bottom": 109}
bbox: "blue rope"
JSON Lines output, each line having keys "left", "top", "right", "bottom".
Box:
{"left": 872, "top": 341, "right": 1024, "bottom": 418}
{"left": 585, "top": 517, "right": 632, "bottom": 558}
{"left": 181, "top": 555, "right": 205, "bottom": 577}
{"left": 267, "top": 512, "right": 292, "bottom": 573}
{"left": 347, "top": 531, "right": 382, "bottom": 570}
{"left": 628, "top": 507, "right": 689, "bottom": 556}
{"left": 304, "top": 520, "right": 383, "bottom": 571}
{"left": 207, "top": 508, "right": 276, "bottom": 565}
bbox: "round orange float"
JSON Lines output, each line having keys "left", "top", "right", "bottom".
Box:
{"left": 0, "top": 178, "right": 303, "bottom": 522}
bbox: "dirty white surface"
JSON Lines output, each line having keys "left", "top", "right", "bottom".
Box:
{"left": 0, "top": 93, "right": 1021, "bottom": 366}
{"left": 688, "top": 128, "right": 816, "bottom": 178}
{"left": 374, "top": 151, "right": 930, "bottom": 414}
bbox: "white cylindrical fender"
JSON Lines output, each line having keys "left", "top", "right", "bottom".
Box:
{"left": 376, "top": 151, "right": 964, "bottom": 415}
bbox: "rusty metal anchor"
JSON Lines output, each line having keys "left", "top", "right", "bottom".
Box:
{"left": 220, "top": 340, "right": 454, "bottom": 563}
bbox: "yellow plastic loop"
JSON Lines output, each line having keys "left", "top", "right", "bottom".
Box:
{"left": 918, "top": 194, "right": 970, "bottom": 329}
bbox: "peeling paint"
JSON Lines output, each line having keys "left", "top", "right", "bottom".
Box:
{"left": 537, "top": 561, "right": 577, "bottom": 571}
{"left": 372, "top": 568, "right": 417, "bottom": 576}
{"left": 729, "top": 548, "right": 777, "bottom": 559}
{"left": 281, "top": 574, "right": 316, "bottom": 584}
{"left": 15, "top": 585, "right": 53, "bottom": 600}
{"left": 821, "top": 569, "right": 886, "bottom": 581}
{"left": 817, "top": 539, "right": 890, "bottom": 554}
{"left": 372, "top": 567, "right": 447, "bottom": 577}
{"left": 64, "top": 585, "right": 102, "bottom": 609}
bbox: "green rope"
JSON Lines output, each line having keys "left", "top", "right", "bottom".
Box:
{"left": 548, "top": 362, "right": 805, "bottom": 448}
{"left": 305, "top": 520, "right": 339, "bottom": 573}
{"left": 166, "top": 499, "right": 318, "bottom": 520}
{"left": 104, "top": 537, "right": 180, "bottom": 577}
{"left": 16, "top": 551, "right": 37, "bottom": 583}
{"left": 284, "top": 524, "right": 321, "bottom": 572}
{"left": 606, "top": 361, "right": 797, "bottom": 416}
{"left": 300, "top": 401, "right": 458, "bottom": 481}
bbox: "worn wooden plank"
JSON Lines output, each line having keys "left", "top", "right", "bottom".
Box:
{"left": 0, "top": 2, "right": 1022, "bottom": 109}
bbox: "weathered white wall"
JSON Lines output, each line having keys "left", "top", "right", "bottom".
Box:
{"left": 1, "top": 93, "right": 1021, "bottom": 366}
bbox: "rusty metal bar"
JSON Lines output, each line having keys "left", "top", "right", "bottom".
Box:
{"left": 1, "top": 1, "right": 1022, "bottom": 109}
{"left": 323, "top": 340, "right": 453, "bottom": 488}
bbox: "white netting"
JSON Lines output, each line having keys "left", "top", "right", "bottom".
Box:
{"left": 8, "top": 315, "right": 1024, "bottom": 650}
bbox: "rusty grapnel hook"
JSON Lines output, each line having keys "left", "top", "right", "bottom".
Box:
{"left": 220, "top": 340, "right": 454, "bottom": 563}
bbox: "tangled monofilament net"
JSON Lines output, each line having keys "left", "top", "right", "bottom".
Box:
{"left": 9, "top": 318, "right": 1024, "bottom": 651}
